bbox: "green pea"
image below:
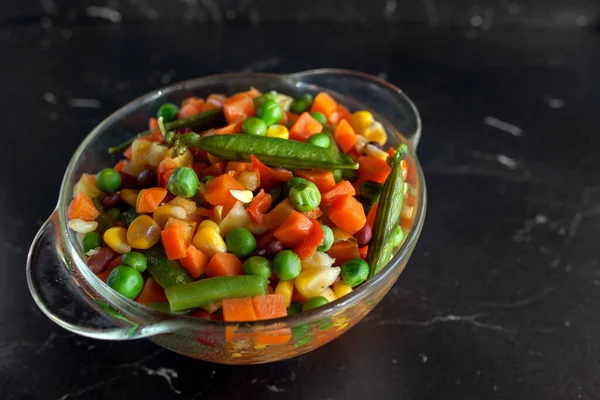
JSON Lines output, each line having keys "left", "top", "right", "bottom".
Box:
{"left": 310, "top": 112, "right": 327, "bottom": 125}
{"left": 287, "top": 302, "right": 304, "bottom": 316}
{"left": 257, "top": 99, "right": 283, "bottom": 126}
{"left": 82, "top": 232, "right": 102, "bottom": 254}
{"left": 121, "top": 252, "right": 147, "bottom": 273}
{"left": 106, "top": 208, "right": 121, "bottom": 219}
{"left": 226, "top": 227, "right": 256, "bottom": 258}
{"left": 157, "top": 103, "right": 179, "bottom": 122}
{"left": 242, "top": 117, "right": 267, "bottom": 136}
{"left": 290, "top": 94, "right": 313, "bottom": 114}
{"left": 307, "top": 133, "right": 330, "bottom": 149}
{"left": 168, "top": 167, "right": 199, "bottom": 198}
{"left": 201, "top": 175, "right": 215, "bottom": 183}
{"left": 302, "top": 296, "right": 329, "bottom": 312}
{"left": 96, "top": 168, "right": 122, "bottom": 193}
{"left": 254, "top": 91, "right": 278, "bottom": 108}
{"left": 317, "top": 224, "right": 334, "bottom": 252}
{"left": 393, "top": 226, "right": 405, "bottom": 247}
{"left": 273, "top": 250, "right": 301, "bottom": 280}
{"left": 341, "top": 169, "right": 358, "bottom": 181}
{"left": 107, "top": 266, "right": 144, "bottom": 299}
{"left": 286, "top": 177, "right": 307, "bottom": 193}
{"left": 289, "top": 181, "right": 321, "bottom": 212}
{"left": 341, "top": 258, "right": 369, "bottom": 287}
{"left": 243, "top": 256, "right": 272, "bottom": 279}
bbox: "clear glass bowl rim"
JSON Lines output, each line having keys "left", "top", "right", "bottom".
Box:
{"left": 55, "top": 69, "right": 427, "bottom": 331}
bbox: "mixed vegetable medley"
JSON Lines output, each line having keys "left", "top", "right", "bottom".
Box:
{"left": 68, "top": 87, "right": 417, "bottom": 328}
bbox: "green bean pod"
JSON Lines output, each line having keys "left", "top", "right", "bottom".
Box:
{"left": 180, "top": 133, "right": 358, "bottom": 170}
{"left": 366, "top": 144, "right": 409, "bottom": 278}
{"left": 108, "top": 107, "right": 226, "bottom": 154}
{"left": 165, "top": 275, "right": 269, "bottom": 312}
{"left": 145, "top": 246, "right": 194, "bottom": 289}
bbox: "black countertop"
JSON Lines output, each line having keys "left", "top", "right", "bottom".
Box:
{"left": 2, "top": 4, "right": 600, "bottom": 399}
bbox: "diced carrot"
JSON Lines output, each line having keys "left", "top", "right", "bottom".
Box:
{"left": 222, "top": 297, "right": 257, "bottom": 322}
{"left": 161, "top": 225, "right": 188, "bottom": 260}
{"left": 264, "top": 198, "right": 295, "bottom": 230}
{"left": 289, "top": 112, "right": 323, "bottom": 142}
{"left": 149, "top": 117, "right": 159, "bottom": 131}
{"left": 327, "top": 241, "right": 360, "bottom": 266}
{"left": 136, "top": 187, "right": 168, "bottom": 213}
{"left": 328, "top": 104, "right": 351, "bottom": 127}
{"left": 291, "top": 287, "right": 308, "bottom": 302}
{"left": 366, "top": 202, "right": 378, "bottom": 229}
{"left": 328, "top": 195, "right": 367, "bottom": 235}
{"left": 295, "top": 169, "right": 336, "bottom": 192}
{"left": 286, "top": 111, "right": 299, "bottom": 124}
{"left": 303, "top": 207, "right": 323, "bottom": 220}
{"left": 273, "top": 210, "right": 313, "bottom": 247}
{"left": 226, "top": 161, "right": 252, "bottom": 176}
{"left": 200, "top": 162, "right": 227, "bottom": 180}
{"left": 182, "top": 96, "right": 204, "bottom": 108}
{"left": 357, "top": 155, "right": 391, "bottom": 184}
{"left": 97, "top": 256, "right": 122, "bottom": 282}
{"left": 399, "top": 206, "right": 415, "bottom": 230}
{"left": 113, "top": 159, "right": 126, "bottom": 173}
{"left": 293, "top": 219, "right": 325, "bottom": 260}
{"left": 68, "top": 192, "right": 100, "bottom": 221}
{"left": 204, "top": 93, "right": 227, "bottom": 111}
{"left": 206, "top": 253, "right": 243, "bottom": 277}
{"left": 196, "top": 207, "right": 214, "bottom": 219}
{"left": 179, "top": 245, "right": 208, "bottom": 278}
{"left": 321, "top": 180, "right": 357, "bottom": 206}
{"left": 178, "top": 103, "right": 201, "bottom": 119}
{"left": 240, "top": 87, "right": 262, "bottom": 99}
{"left": 358, "top": 245, "right": 368, "bottom": 260}
{"left": 204, "top": 174, "right": 246, "bottom": 215}
{"left": 223, "top": 93, "right": 255, "bottom": 125}
{"left": 164, "top": 217, "right": 197, "bottom": 244}
{"left": 255, "top": 326, "right": 293, "bottom": 345}
{"left": 135, "top": 277, "right": 167, "bottom": 306}
{"left": 157, "top": 157, "right": 177, "bottom": 188}
{"left": 246, "top": 189, "right": 272, "bottom": 225}
{"left": 123, "top": 144, "right": 133, "bottom": 160}
{"left": 250, "top": 155, "right": 292, "bottom": 189}
{"left": 213, "top": 120, "right": 243, "bottom": 134}
{"left": 405, "top": 155, "right": 418, "bottom": 188}
{"left": 334, "top": 119, "right": 357, "bottom": 153}
{"left": 252, "top": 294, "right": 288, "bottom": 320}
{"left": 310, "top": 92, "right": 338, "bottom": 118}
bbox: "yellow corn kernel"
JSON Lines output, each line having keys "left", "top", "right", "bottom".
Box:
{"left": 168, "top": 196, "right": 197, "bottom": 218}
{"left": 295, "top": 266, "right": 340, "bottom": 299}
{"left": 68, "top": 219, "right": 98, "bottom": 233}
{"left": 199, "top": 219, "right": 220, "bottom": 232}
{"left": 126, "top": 215, "right": 161, "bottom": 249}
{"left": 333, "top": 281, "right": 353, "bottom": 299}
{"left": 104, "top": 227, "right": 131, "bottom": 254}
{"left": 275, "top": 279, "right": 294, "bottom": 307}
{"left": 237, "top": 171, "right": 260, "bottom": 191}
{"left": 364, "top": 144, "right": 389, "bottom": 161}
{"left": 266, "top": 124, "right": 289, "bottom": 139}
{"left": 165, "top": 217, "right": 197, "bottom": 245}
{"left": 350, "top": 111, "right": 374, "bottom": 135}
{"left": 319, "top": 287, "right": 336, "bottom": 302}
{"left": 193, "top": 226, "right": 226, "bottom": 257}
{"left": 153, "top": 204, "right": 187, "bottom": 228}
{"left": 207, "top": 153, "right": 223, "bottom": 165}
{"left": 73, "top": 173, "right": 103, "bottom": 199}
{"left": 121, "top": 161, "right": 146, "bottom": 178}
{"left": 131, "top": 139, "right": 152, "bottom": 164}
{"left": 120, "top": 189, "right": 140, "bottom": 207}
{"left": 363, "top": 121, "right": 387, "bottom": 145}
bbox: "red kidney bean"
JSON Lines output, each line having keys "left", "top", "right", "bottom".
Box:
{"left": 101, "top": 192, "right": 121, "bottom": 210}
{"left": 137, "top": 168, "right": 156, "bottom": 188}
{"left": 119, "top": 172, "right": 138, "bottom": 189}
{"left": 354, "top": 223, "right": 372, "bottom": 247}
{"left": 86, "top": 246, "right": 118, "bottom": 274}
{"left": 266, "top": 241, "right": 285, "bottom": 259}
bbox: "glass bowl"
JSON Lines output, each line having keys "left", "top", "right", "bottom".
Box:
{"left": 26, "top": 69, "right": 426, "bottom": 364}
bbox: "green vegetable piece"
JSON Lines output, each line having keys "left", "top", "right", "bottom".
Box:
{"left": 287, "top": 302, "right": 304, "bottom": 316}
{"left": 302, "top": 296, "right": 329, "bottom": 312}
{"left": 82, "top": 232, "right": 102, "bottom": 254}
{"left": 242, "top": 256, "right": 272, "bottom": 279}
{"left": 96, "top": 168, "right": 121, "bottom": 193}
{"left": 120, "top": 209, "right": 138, "bottom": 228}
{"left": 253, "top": 91, "right": 277, "bottom": 108}
{"left": 332, "top": 169, "right": 343, "bottom": 183}
{"left": 273, "top": 250, "right": 301, "bottom": 280}
{"left": 291, "top": 94, "right": 313, "bottom": 114}
{"left": 109, "top": 107, "right": 226, "bottom": 154}
{"left": 106, "top": 208, "right": 121, "bottom": 219}
{"left": 256, "top": 99, "right": 283, "bottom": 126}
{"left": 360, "top": 181, "right": 383, "bottom": 202}
{"left": 310, "top": 112, "right": 327, "bottom": 125}
{"left": 225, "top": 227, "right": 256, "bottom": 258}
{"left": 201, "top": 175, "right": 215, "bottom": 183}
{"left": 145, "top": 246, "right": 194, "bottom": 288}
{"left": 107, "top": 266, "right": 144, "bottom": 299}
{"left": 289, "top": 181, "right": 321, "bottom": 212}
{"left": 121, "top": 251, "right": 147, "bottom": 273}
{"left": 316, "top": 224, "right": 334, "bottom": 252}
{"left": 286, "top": 177, "right": 307, "bottom": 193}
{"left": 366, "top": 144, "right": 409, "bottom": 278}
{"left": 157, "top": 103, "right": 179, "bottom": 122}
{"left": 307, "top": 133, "right": 330, "bottom": 149}
{"left": 341, "top": 258, "right": 369, "bottom": 287}
{"left": 165, "top": 275, "right": 268, "bottom": 312}
{"left": 179, "top": 133, "right": 358, "bottom": 170}
{"left": 242, "top": 117, "right": 267, "bottom": 136}
{"left": 393, "top": 226, "right": 404, "bottom": 247}
{"left": 342, "top": 169, "right": 358, "bottom": 181}
{"left": 168, "top": 167, "right": 199, "bottom": 198}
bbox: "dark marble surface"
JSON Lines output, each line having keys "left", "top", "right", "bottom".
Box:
{"left": 2, "top": 2, "right": 600, "bottom": 399}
